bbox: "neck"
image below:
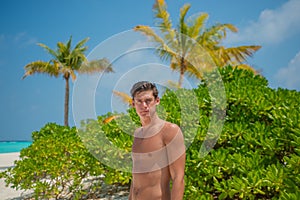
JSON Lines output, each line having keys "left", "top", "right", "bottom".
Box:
{"left": 141, "top": 113, "right": 160, "bottom": 127}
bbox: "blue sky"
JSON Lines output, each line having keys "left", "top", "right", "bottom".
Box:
{"left": 0, "top": 0, "right": 299, "bottom": 141}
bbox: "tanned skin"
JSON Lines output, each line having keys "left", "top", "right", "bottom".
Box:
{"left": 129, "top": 90, "right": 186, "bottom": 200}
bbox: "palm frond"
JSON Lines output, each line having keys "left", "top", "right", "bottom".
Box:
{"left": 74, "top": 37, "right": 89, "bottom": 49}
{"left": 179, "top": 3, "right": 191, "bottom": 35}
{"left": 201, "top": 23, "right": 238, "bottom": 46}
{"left": 153, "top": 0, "right": 176, "bottom": 43}
{"left": 170, "top": 56, "right": 180, "bottom": 71}
{"left": 134, "top": 25, "right": 176, "bottom": 60}
{"left": 134, "top": 25, "right": 165, "bottom": 44}
{"left": 187, "top": 13, "right": 209, "bottom": 39}
{"left": 79, "top": 58, "right": 113, "bottom": 74}
{"left": 166, "top": 80, "right": 180, "bottom": 89}
{"left": 113, "top": 90, "right": 132, "bottom": 105}
{"left": 213, "top": 45, "right": 261, "bottom": 66}
{"left": 234, "top": 64, "right": 259, "bottom": 74}
{"left": 185, "top": 62, "right": 204, "bottom": 79}
{"left": 66, "top": 36, "right": 72, "bottom": 52}
{"left": 103, "top": 115, "right": 120, "bottom": 124}
{"left": 153, "top": 0, "right": 172, "bottom": 30}
{"left": 177, "top": 3, "right": 191, "bottom": 54}
{"left": 70, "top": 71, "right": 77, "bottom": 82}
{"left": 38, "top": 43, "right": 58, "bottom": 58}
{"left": 22, "top": 60, "right": 60, "bottom": 79}
{"left": 57, "top": 42, "right": 67, "bottom": 55}
{"left": 134, "top": 0, "right": 261, "bottom": 87}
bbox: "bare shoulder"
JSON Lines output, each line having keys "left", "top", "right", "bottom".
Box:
{"left": 164, "top": 121, "right": 180, "bottom": 132}
{"left": 162, "top": 121, "right": 182, "bottom": 143}
{"left": 133, "top": 127, "right": 142, "bottom": 136}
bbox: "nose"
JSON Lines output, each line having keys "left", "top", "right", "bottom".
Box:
{"left": 142, "top": 101, "right": 149, "bottom": 107}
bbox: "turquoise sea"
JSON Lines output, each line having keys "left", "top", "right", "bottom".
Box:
{"left": 0, "top": 141, "right": 32, "bottom": 153}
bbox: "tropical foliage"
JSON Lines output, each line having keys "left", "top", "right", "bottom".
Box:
{"left": 0, "top": 123, "right": 103, "bottom": 199}
{"left": 97, "top": 66, "right": 300, "bottom": 199}
{"left": 2, "top": 67, "right": 299, "bottom": 199}
{"left": 0, "top": 123, "right": 129, "bottom": 199}
{"left": 183, "top": 66, "right": 300, "bottom": 199}
{"left": 22, "top": 37, "right": 113, "bottom": 126}
{"left": 134, "top": 0, "right": 261, "bottom": 87}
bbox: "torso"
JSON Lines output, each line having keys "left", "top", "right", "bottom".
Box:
{"left": 131, "top": 121, "right": 172, "bottom": 200}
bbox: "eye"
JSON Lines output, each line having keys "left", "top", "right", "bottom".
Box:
{"left": 146, "top": 98, "right": 154, "bottom": 104}
{"left": 146, "top": 100, "right": 151, "bottom": 104}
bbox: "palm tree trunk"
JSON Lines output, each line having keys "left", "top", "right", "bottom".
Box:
{"left": 178, "top": 57, "right": 185, "bottom": 88}
{"left": 178, "top": 72, "right": 184, "bottom": 88}
{"left": 64, "top": 74, "right": 70, "bottom": 127}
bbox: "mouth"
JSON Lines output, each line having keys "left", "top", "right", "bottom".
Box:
{"left": 140, "top": 110, "right": 150, "bottom": 114}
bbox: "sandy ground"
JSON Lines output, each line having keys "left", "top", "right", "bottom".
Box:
{"left": 0, "top": 153, "right": 129, "bottom": 200}
{"left": 0, "top": 152, "right": 32, "bottom": 200}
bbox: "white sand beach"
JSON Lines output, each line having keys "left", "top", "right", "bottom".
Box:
{"left": 0, "top": 152, "right": 20, "bottom": 169}
{"left": 0, "top": 153, "right": 129, "bottom": 200}
{"left": 0, "top": 152, "right": 32, "bottom": 200}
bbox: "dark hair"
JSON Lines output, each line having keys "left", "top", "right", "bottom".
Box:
{"left": 130, "top": 81, "right": 158, "bottom": 99}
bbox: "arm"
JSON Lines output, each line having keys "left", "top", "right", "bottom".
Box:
{"left": 169, "top": 153, "right": 185, "bottom": 200}
{"left": 163, "top": 124, "right": 186, "bottom": 200}
{"left": 129, "top": 181, "right": 133, "bottom": 200}
{"left": 129, "top": 129, "right": 138, "bottom": 200}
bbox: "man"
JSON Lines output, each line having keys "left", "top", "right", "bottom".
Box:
{"left": 129, "top": 81, "right": 186, "bottom": 200}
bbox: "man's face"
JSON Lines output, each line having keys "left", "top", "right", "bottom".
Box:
{"left": 132, "top": 90, "right": 159, "bottom": 118}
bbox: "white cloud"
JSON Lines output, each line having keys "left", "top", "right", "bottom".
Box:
{"left": 275, "top": 51, "right": 300, "bottom": 90}
{"left": 13, "top": 32, "right": 27, "bottom": 43}
{"left": 0, "top": 32, "right": 38, "bottom": 49}
{"left": 225, "top": 0, "right": 300, "bottom": 45}
{"left": 13, "top": 32, "right": 38, "bottom": 47}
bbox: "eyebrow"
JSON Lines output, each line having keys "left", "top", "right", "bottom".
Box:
{"left": 135, "top": 97, "right": 154, "bottom": 101}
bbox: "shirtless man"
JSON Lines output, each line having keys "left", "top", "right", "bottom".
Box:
{"left": 129, "top": 81, "right": 186, "bottom": 200}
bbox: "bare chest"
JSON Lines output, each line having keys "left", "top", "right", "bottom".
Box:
{"left": 132, "top": 133, "right": 165, "bottom": 153}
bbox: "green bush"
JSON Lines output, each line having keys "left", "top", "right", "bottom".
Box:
{"left": 183, "top": 66, "right": 300, "bottom": 199}
{"left": 1, "top": 66, "right": 299, "bottom": 199}
{"left": 0, "top": 123, "right": 105, "bottom": 199}
{"left": 88, "top": 66, "right": 300, "bottom": 199}
{"left": 80, "top": 66, "right": 299, "bottom": 199}
{"left": 78, "top": 113, "right": 133, "bottom": 183}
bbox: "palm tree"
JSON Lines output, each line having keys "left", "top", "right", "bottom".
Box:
{"left": 22, "top": 37, "right": 113, "bottom": 126}
{"left": 134, "top": 0, "right": 261, "bottom": 87}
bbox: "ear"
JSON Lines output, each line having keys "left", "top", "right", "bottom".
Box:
{"left": 131, "top": 99, "right": 135, "bottom": 107}
{"left": 155, "top": 97, "right": 160, "bottom": 105}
